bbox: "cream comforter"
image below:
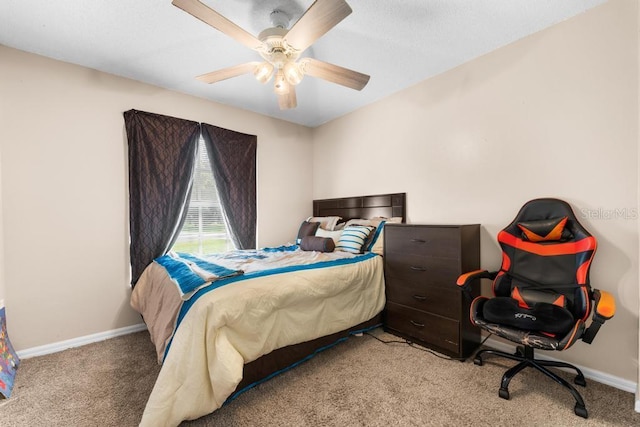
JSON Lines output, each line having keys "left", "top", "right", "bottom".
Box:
{"left": 131, "top": 248, "right": 385, "bottom": 426}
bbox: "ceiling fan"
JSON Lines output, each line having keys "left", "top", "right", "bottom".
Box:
{"left": 172, "top": 0, "right": 370, "bottom": 110}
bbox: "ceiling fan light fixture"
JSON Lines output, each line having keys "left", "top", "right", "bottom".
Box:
{"left": 254, "top": 61, "right": 274, "bottom": 83}
{"left": 273, "top": 69, "right": 290, "bottom": 95}
{"left": 283, "top": 61, "right": 304, "bottom": 85}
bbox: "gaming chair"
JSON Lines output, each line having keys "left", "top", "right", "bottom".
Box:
{"left": 456, "top": 198, "right": 615, "bottom": 418}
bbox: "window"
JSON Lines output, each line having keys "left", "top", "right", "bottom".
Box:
{"left": 172, "top": 137, "right": 235, "bottom": 254}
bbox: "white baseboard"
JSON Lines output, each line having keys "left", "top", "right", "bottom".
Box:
{"left": 16, "top": 323, "right": 147, "bottom": 359}
{"left": 484, "top": 337, "right": 638, "bottom": 395}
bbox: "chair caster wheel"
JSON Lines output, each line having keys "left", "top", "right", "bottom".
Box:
{"left": 473, "top": 357, "right": 483, "bottom": 366}
{"left": 498, "top": 388, "right": 510, "bottom": 400}
{"left": 574, "top": 375, "right": 587, "bottom": 387}
{"left": 574, "top": 404, "right": 588, "bottom": 418}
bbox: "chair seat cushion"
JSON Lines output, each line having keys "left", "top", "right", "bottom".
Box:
{"left": 483, "top": 297, "right": 575, "bottom": 336}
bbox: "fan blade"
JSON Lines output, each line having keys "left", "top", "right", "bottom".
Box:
{"left": 196, "top": 62, "right": 260, "bottom": 84}
{"left": 172, "top": 0, "right": 262, "bottom": 50}
{"left": 278, "top": 87, "right": 297, "bottom": 110}
{"left": 284, "top": 0, "right": 352, "bottom": 53}
{"left": 302, "top": 58, "right": 369, "bottom": 90}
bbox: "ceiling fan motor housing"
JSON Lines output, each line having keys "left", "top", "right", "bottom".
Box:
{"left": 258, "top": 27, "right": 300, "bottom": 67}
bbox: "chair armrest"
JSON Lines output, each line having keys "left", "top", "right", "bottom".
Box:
{"left": 456, "top": 270, "right": 497, "bottom": 300}
{"left": 593, "top": 289, "right": 616, "bottom": 321}
{"left": 582, "top": 289, "right": 616, "bottom": 344}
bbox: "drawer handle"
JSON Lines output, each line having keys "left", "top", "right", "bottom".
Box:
{"left": 410, "top": 266, "right": 427, "bottom": 272}
{"left": 411, "top": 238, "right": 427, "bottom": 244}
{"left": 413, "top": 295, "right": 427, "bottom": 301}
{"left": 410, "top": 320, "right": 425, "bottom": 328}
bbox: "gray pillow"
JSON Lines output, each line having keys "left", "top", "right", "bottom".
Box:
{"left": 300, "top": 236, "right": 335, "bottom": 252}
{"left": 296, "top": 221, "right": 320, "bottom": 244}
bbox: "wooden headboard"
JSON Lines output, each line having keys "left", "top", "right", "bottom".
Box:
{"left": 313, "top": 193, "right": 406, "bottom": 222}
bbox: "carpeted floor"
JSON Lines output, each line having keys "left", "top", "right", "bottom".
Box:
{"left": 1, "top": 329, "right": 639, "bottom": 426}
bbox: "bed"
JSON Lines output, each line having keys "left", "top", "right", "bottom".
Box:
{"left": 131, "top": 192, "right": 406, "bottom": 426}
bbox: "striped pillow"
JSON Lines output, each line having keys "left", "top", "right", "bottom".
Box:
{"left": 336, "top": 225, "right": 375, "bottom": 254}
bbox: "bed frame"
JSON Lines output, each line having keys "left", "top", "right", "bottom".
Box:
{"left": 234, "top": 192, "right": 406, "bottom": 395}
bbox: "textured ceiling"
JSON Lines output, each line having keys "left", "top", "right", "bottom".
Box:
{"left": 0, "top": 0, "right": 607, "bottom": 127}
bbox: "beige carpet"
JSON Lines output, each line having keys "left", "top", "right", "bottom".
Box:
{"left": 1, "top": 329, "right": 639, "bottom": 426}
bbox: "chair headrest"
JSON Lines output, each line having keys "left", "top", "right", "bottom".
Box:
{"left": 504, "top": 198, "right": 591, "bottom": 242}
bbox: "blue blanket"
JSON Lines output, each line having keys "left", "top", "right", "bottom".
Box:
{"left": 154, "top": 253, "right": 243, "bottom": 300}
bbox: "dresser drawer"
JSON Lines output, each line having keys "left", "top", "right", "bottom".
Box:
{"left": 385, "top": 225, "right": 461, "bottom": 259}
{"left": 385, "top": 252, "right": 461, "bottom": 288}
{"left": 385, "top": 276, "right": 460, "bottom": 318}
{"left": 384, "top": 302, "right": 460, "bottom": 354}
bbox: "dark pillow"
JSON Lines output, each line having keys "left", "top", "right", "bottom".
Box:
{"left": 517, "top": 217, "right": 572, "bottom": 242}
{"left": 296, "top": 221, "right": 320, "bottom": 244}
{"left": 300, "top": 236, "right": 335, "bottom": 252}
{"left": 483, "top": 297, "right": 574, "bottom": 336}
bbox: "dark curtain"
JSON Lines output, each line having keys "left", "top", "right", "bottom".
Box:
{"left": 201, "top": 123, "right": 257, "bottom": 249}
{"left": 124, "top": 109, "right": 200, "bottom": 286}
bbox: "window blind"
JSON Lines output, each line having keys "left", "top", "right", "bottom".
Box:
{"left": 172, "top": 137, "right": 234, "bottom": 254}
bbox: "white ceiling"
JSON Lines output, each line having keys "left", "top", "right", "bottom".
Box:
{"left": 0, "top": 0, "right": 607, "bottom": 127}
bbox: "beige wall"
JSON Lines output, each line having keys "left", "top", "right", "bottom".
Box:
{"left": 637, "top": 0, "right": 640, "bottom": 407}
{"left": 0, "top": 45, "right": 313, "bottom": 350}
{"left": 313, "top": 0, "right": 638, "bottom": 383}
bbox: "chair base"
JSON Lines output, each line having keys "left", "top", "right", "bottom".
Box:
{"left": 474, "top": 346, "right": 588, "bottom": 419}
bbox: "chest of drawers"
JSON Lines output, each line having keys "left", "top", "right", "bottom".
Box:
{"left": 383, "top": 224, "right": 481, "bottom": 359}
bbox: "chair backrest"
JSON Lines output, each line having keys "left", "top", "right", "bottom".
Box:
{"left": 493, "top": 198, "right": 596, "bottom": 322}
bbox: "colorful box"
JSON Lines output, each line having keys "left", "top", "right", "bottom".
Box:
{"left": 0, "top": 304, "right": 19, "bottom": 399}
